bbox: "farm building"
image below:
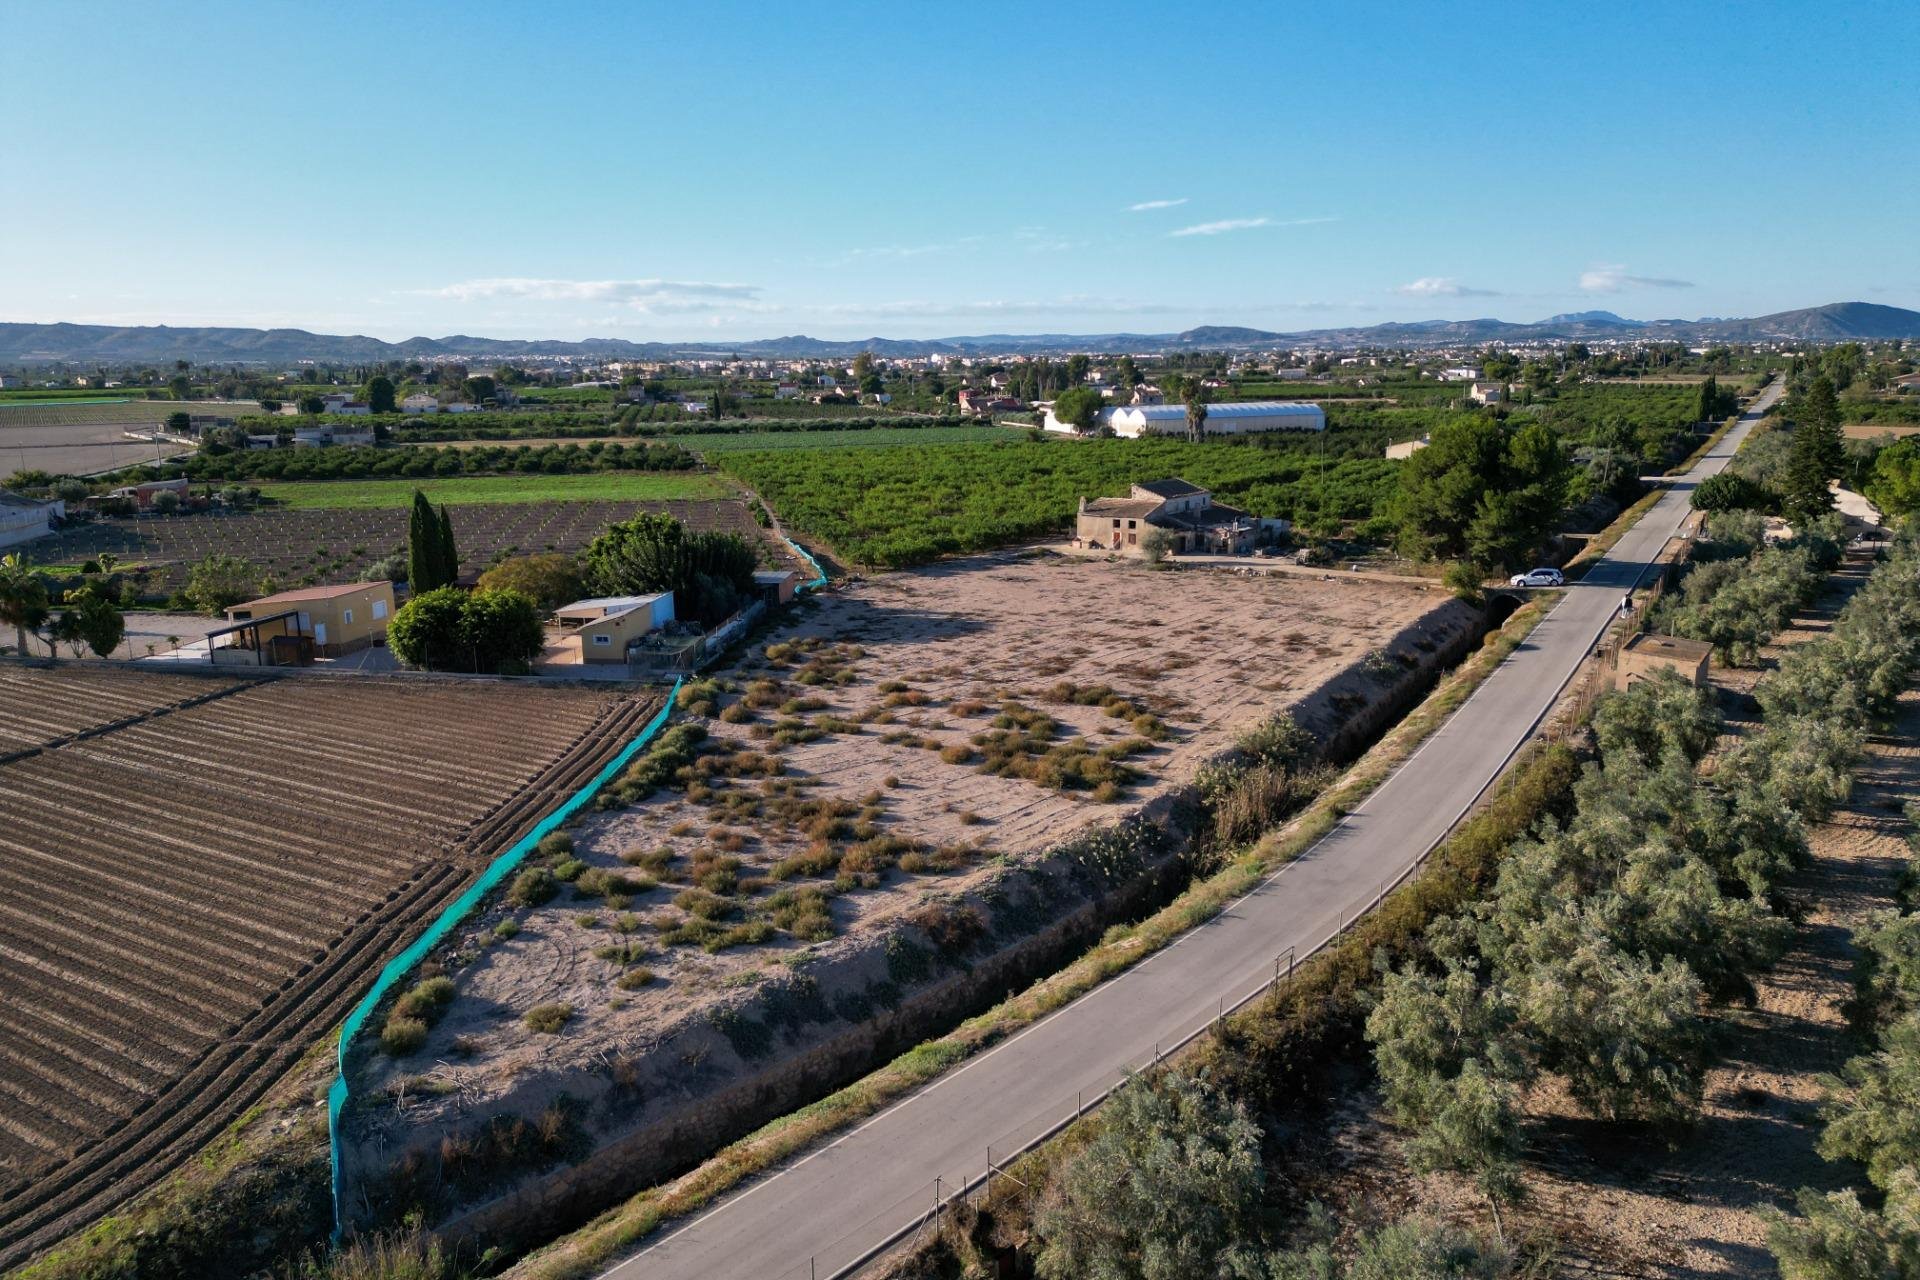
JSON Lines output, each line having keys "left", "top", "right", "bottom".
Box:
{"left": 1073, "top": 478, "right": 1284, "bottom": 555}
{"left": 1613, "top": 632, "right": 1712, "bottom": 691}
{"left": 293, "top": 425, "right": 376, "bottom": 447}
{"left": 220, "top": 580, "right": 395, "bottom": 659}
{"left": 1469, "top": 381, "right": 1505, "bottom": 405}
{"left": 1046, "top": 400, "right": 1325, "bottom": 438}
{"left": 0, "top": 491, "right": 63, "bottom": 549}
{"left": 545, "top": 593, "right": 676, "bottom": 666}
{"left": 754, "top": 569, "right": 804, "bottom": 605}
{"left": 107, "top": 477, "right": 191, "bottom": 510}
{"left": 400, "top": 394, "right": 440, "bottom": 414}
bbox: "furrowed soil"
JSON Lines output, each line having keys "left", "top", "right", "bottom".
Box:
{"left": 1287, "top": 551, "right": 1912, "bottom": 1278}
{"left": 0, "top": 667, "right": 663, "bottom": 1271}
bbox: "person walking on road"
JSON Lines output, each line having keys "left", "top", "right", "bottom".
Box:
{"left": 1620, "top": 593, "right": 1633, "bottom": 618}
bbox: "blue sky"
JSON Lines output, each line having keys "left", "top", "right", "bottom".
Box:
{"left": 4, "top": 0, "right": 1916, "bottom": 341}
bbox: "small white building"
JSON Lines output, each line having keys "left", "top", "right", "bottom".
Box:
{"left": 444, "top": 402, "right": 481, "bottom": 414}
{"left": 400, "top": 394, "right": 440, "bottom": 415}
{"left": 293, "top": 426, "right": 375, "bottom": 448}
{"left": 1468, "top": 381, "right": 1505, "bottom": 405}
{"left": 547, "top": 593, "right": 677, "bottom": 665}
{"left": 1438, "top": 366, "right": 1483, "bottom": 382}
{"left": 0, "top": 491, "right": 63, "bottom": 549}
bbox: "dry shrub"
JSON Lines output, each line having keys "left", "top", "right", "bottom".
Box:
{"left": 523, "top": 1003, "right": 573, "bottom": 1034}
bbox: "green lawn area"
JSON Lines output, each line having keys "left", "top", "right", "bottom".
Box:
{"left": 256, "top": 471, "right": 738, "bottom": 509}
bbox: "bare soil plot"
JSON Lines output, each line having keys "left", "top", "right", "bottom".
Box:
{"left": 0, "top": 670, "right": 663, "bottom": 1269}
{"left": 358, "top": 554, "right": 1463, "bottom": 1121}
{"left": 1844, "top": 422, "right": 1920, "bottom": 439}
{"left": 19, "top": 498, "right": 778, "bottom": 592}
{"left": 0, "top": 400, "right": 246, "bottom": 476}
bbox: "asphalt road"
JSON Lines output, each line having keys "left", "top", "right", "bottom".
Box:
{"left": 605, "top": 379, "right": 1783, "bottom": 1280}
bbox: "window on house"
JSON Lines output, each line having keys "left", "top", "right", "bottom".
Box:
{"left": 372, "top": 599, "right": 387, "bottom": 620}
{"left": 593, "top": 634, "right": 612, "bottom": 646}
{"left": 342, "top": 609, "right": 354, "bottom": 625}
{"left": 1127, "top": 520, "right": 1137, "bottom": 528}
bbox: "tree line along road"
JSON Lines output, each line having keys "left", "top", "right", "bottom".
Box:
{"left": 601, "top": 378, "right": 1785, "bottom": 1280}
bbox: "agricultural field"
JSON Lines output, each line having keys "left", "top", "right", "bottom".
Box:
{"left": 660, "top": 423, "right": 1020, "bottom": 454}
{"left": 713, "top": 435, "right": 1401, "bottom": 567}
{"left": 0, "top": 666, "right": 662, "bottom": 1267}
{"left": 347, "top": 554, "right": 1474, "bottom": 1181}
{"left": 20, "top": 497, "right": 775, "bottom": 593}
{"left": 0, "top": 399, "right": 216, "bottom": 477}
{"left": 252, "top": 471, "right": 734, "bottom": 510}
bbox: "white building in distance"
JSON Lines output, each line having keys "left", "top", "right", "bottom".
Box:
{"left": 1047, "top": 400, "right": 1326, "bottom": 438}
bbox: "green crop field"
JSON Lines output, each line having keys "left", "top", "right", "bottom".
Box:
{"left": 715, "top": 434, "right": 1399, "bottom": 567}
{"left": 662, "top": 424, "right": 1020, "bottom": 454}
{"left": 255, "top": 472, "right": 737, "bottom": 510}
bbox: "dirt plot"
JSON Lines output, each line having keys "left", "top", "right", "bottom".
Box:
{"left": 19, "top": 498, "right": 777, "bottom": 591}
{"left": 0, "top": 400, "right": 250, "bottom": 476}
{"left": 357, "top": 555, "right": 1460, "bottom": 1126}
{"left": 0, "top": 669, "right": 662, "bottom": 1269}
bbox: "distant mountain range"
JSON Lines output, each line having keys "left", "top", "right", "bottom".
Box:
{"left": 3, "top": 302, "right": 1916, "bottom": 365}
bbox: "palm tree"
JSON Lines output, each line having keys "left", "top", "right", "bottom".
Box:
{"left": 1184, "top": 380, "right": 1210, "bottom": 444}
{"left": 0, "top": 554, "right": 51, "bottom": 659}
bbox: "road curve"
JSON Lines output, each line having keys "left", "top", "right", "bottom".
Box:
{"left": 603, "top": 380, "right": 1784, "bottom": 1280}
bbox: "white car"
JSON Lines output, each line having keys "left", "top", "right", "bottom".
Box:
{"left": 1509, "top": 567, "right": 1565, "bottom": 588}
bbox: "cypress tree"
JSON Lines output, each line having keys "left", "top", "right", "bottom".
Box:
{"left": 437, "top": 507, "right": 459, "bottom": 587}
{"left": 407, "top": 489, "right": 437, "bottom": 591}
{"left": 1784, "top": 375, "right": 1844, "bottom": 523}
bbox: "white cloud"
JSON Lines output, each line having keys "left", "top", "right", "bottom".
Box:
{"left": 1169, "top": 215, "right": 1335, "bottom": 238}
{"left": 416, "top": 277, "right": 770, "bottom": 314}
{"left": 1127, "top": 197, "right": 1189, "bottom": 212}
{"left": 1579, "top": 265, "right": 1694, "bottom": 293}
{"left": 1395, "top": 276, "right": 1499, "bottom": 298}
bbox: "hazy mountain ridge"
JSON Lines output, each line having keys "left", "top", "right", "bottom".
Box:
{"left": 2, "top": 302, "right": 1914, "bottom": 364}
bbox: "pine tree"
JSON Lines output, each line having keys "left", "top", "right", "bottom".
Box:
{"left": 1784, "top": 375, "right": 1844, "bottom": 523}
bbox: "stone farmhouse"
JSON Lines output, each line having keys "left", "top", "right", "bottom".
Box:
{"left": 1073, "top": 478, "right": 1283, "bottom": 555}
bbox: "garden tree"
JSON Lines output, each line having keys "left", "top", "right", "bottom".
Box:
{"left": 1140, "top": 527, "right": 1176, "bottom": 565}
{"left": 258, "top": 397, "right": 281, "bottom": 414}
{"left": 463, "top": 374, "right": 496, "bottom": 404}
{"left": 362, "top": 374, "right": 396, "bottom": 415}
{"left": 407, "top": 490, "right": 459, "bottom": 592}
{"left": 165, "top": 410, "right": 191, "bottom": 434}
{"left": 1690, "top": 471, "right": 1770, "bottom": 513}
{"left": 1783, "top": 375, "right": 1846, "bottom": 523}
{"left": 1694, "top": 375, "right": 1736, "bottom": 423}
{"left": 1115, "top": 355, "right": 1141, "bottom": 392}
{"left": 1051, "top": 386, "right": 1105, "bottom": 433}
{"left": 1034, "top": 1071, "right": 1269, "bottom": 1280}
{"left": 1393, "top": 418, "right": 1567, "bottom": 572}
{"left": 297, "top": 393, "right": 325, "bottom": 415}
{"left": 1183, "top": 380, "right": 1211, "bottom": 444}
{"left": 182, "top": 553, "right": 261, "bottom": 614}
{"left": 581, "top": 511, "right": 757, "bottom": 626}
{"left": 167, "top": 373, "right": 191, "bottom": 400}
{"left": 1066, "top": 353, "right": 1091, "bottom": 385}
{"left": 150, "top": 489, "right": 181, "bottom": 515}
{"left": 52, "top": 582, "right": 125, "bottom": 658}
{"left": 1367, "top": 963, "right": 1527, "bottom": 1234}
{"left": 386, "top": 586, "right": 542, "bottom": 674}
{"left": 1866, "top": 438, "right": 1920, "bottom": 521}
{"left": 0, "top": 553, "right": 51, "bottom": 657}
{"left": 476, "top": 553, "right": 586, "bottom": 611}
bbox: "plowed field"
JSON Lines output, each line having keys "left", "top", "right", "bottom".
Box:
{"left": 0, "top": 665, "right": 661, "bottom": 1267}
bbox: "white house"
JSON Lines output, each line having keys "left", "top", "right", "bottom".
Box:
{"left": 1468, "top": 381, "right": 1505, "bottom": 405}
{"left": 1438, "top": 366, "right": 1483, "bottom": 382}
{"left": 400, "top": 394, "right": 440, "bottom": 415}
{"left": 0, "top": 491, "right": 63, "bottom": 549}
{"left": 1048, "top": 400, "right": 1326, "bottom": 438}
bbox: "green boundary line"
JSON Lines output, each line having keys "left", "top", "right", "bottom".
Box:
{"left": 327, "top": 682, "right": 682, "bottom": 1240}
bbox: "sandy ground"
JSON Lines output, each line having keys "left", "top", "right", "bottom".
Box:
{"left": 384, "top": 552, "right": 1457, "bottom": 1092}
{"left": 1293, "top": 553, "right": 1913, "bottom": 1278}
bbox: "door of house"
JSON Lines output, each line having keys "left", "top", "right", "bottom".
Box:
{"left": 314, "top": 621, "right": 328, "bottom": 647}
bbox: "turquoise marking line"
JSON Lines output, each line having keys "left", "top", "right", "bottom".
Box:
{"left": 328, "top": 678, "right": 683, "bottom": 1239}
{"left": 780, "top": 532, "right": 827, "bottom": 591}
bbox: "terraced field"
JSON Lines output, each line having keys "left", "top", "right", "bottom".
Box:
{"left": 19, "top": 497, "right": 776, "bottom": 591}
{"left": 0, "top": 666, "right": 663, "bottom": 1268}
